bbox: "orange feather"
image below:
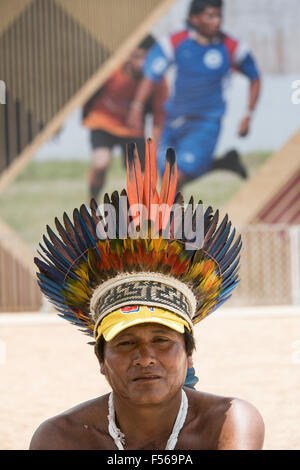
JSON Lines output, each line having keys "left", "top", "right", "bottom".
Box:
{"left": 158, "top": 148, "right": 178, "bottom": 231}
{"left": 126, "top": 142, "right": 144, "bottom": 230}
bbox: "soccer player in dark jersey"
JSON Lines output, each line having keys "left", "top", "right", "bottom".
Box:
{"left": 127, "top": 0, "right": 261, "bottom": 190}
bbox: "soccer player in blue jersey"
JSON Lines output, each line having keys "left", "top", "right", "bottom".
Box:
{"left": 127, "top": 0, "right": 261, "bottom": 190}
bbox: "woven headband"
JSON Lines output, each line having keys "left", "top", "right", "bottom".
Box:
{"left": 91, "top": 272, "right": 196, "bottom": 334}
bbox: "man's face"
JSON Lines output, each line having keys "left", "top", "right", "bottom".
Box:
{"left": 99, "top": 324, "right": 192, "bottom": 405}
{"left": 189, "top": 7, "right": 222, "bottom": 38}
{"left": 126, "top": 48, "right": 148, "bottom": 78}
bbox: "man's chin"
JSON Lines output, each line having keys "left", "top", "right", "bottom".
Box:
{"left": 209, "top": 29, "right": 221, "bottom": 37}
{"left": 128, "top": 381, "right": 171, "bottom": 405}
{"left": 199, "top": 28, "right": 220, "bottom": 38}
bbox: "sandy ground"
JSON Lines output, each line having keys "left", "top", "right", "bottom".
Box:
{"left": 0, "top": 307, "right": 300, "bottom": 450}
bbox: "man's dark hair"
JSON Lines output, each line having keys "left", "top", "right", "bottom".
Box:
{"left": 138, "top": 34, "right": 156, "bottom": 51}
{"left": 95, "top": 326, "right": 196, "bottom": 363}
{"left": 189, "top": 0, "right": 223, "bottom": 16}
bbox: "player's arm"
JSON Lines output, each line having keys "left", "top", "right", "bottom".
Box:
{"left": 151, "top": 77, "right": 169, "bottom": 145}
{"left": 235, "top": 50, "right": 261, "bottom": 137}
{"left": 217, "top": 398, "right": 265, "bottom": 450}
{"left": 127, "top": 40, "right": 171, "bottom": 131}
{"left": 247, "top": 76, "right": 261, "bottom": 115}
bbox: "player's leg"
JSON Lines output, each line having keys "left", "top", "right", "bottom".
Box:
{"left": 174, "top": 119, "right": 221, "bottom": 190}
{"left": 88, "top": 130, "right": 113, "bottom": 202}
{"left": 210, "top": 149, "right": 248, "bottom": 179}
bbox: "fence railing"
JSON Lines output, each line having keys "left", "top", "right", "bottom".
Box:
{"left": 228, "top": 225, "right": 300, "bottom": 307}
{"left": 0, "top": 234, "right": 41, "bottom": 312}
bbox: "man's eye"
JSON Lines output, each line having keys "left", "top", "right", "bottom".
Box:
{"left": 117, "top": 341, "right": 133, "bottom": 346}
{"left": 154, "top": 337, "right": 169, "bottom": 343}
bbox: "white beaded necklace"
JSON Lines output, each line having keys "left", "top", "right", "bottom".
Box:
{"left": 107, "top": 389, "right": 188, "bottom": 450}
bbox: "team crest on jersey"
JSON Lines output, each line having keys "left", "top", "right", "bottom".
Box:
{"left": 203, "top": 49, "right": 223, "bottom": 69}
{"left": 151, "top": 57, "right": 168, "bottom": 75}
{"left": 183, "top": 152, "right": 196, "bottom": 163}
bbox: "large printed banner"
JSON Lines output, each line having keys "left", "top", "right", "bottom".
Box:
{"left": 0, "top": 0, "right": 170, "bottom": 181}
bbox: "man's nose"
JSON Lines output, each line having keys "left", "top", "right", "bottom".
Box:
{"left": 132, "top": 344, "right": 156, "bottom": 367}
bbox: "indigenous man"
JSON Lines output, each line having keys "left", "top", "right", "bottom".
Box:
{"left": 127, "top": 0, "right": 261, "bottom": 190}
{"left": 82, "top": 35, "right": 168, "bottom": 200}
{"left": 30, "top": 140, "right": 264, "bottom": 450}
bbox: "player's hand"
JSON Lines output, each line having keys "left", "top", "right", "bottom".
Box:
{"left": 238, "top": 115, "right": 251, "bottom": 137}
{"left": 127, "top": 104, "right": 144, "bottom": 131}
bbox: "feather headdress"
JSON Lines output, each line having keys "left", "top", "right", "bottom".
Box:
{"left": 34, "top": 139, "right": 241, "bottom": 340}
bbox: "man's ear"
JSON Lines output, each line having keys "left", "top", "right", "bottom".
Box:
{"left": 94, "top": 344, "right": 100, "bottom": 362}
{"left": 100, "top": 362, "right": 106, "bottom": 376}
{"left": 187, "top": 355, "right": 193, "bottom": 369}
{"left": 94, "top": 344, "right": 106, "bottom": 375}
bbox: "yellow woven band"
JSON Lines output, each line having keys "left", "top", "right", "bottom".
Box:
{"left": 95, "top": 305, "right": 191, "bottom": 342}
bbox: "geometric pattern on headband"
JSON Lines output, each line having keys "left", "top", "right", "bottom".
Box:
{"left": 94, "top": 280, "right": 192, "bottom": 326}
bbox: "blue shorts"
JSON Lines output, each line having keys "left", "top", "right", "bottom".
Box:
{"left": 157, "top": 116, "right": 221, "bottom": 177}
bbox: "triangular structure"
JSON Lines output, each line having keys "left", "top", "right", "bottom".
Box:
{"left": 222, "top": 128, "right": 300, "bottom": 226}
{"left": 0, "top": 217, "right": 42, "bottom": 311}
{"left": 221, "top": 128, "right": 300, "bottom": 307}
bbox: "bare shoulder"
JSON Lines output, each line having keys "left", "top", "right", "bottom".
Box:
{"left": 217, "top": 396, "right": 265, "bottom": 450}
{"left": 29, "top": 414, "right": 70, "bottom": 450}
{"left": 185, "top": 389, "right": 264, "bottom": 450}
{"left": 29, "top": 395, "right": 109, "bottom": 450}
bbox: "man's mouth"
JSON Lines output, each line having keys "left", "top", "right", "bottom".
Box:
{"left": 132, "top": 375, "right": 161, "bottom": 382}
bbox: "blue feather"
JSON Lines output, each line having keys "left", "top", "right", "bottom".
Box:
{"left": 221, "top": 257, "right": 240, "bottom": 283}
{"left": 42, "top": 235, "right": 72, "bottom": 271}
{"left": 219, "top": 237, "right": 242, "bottom": 273}
{"left": 63, "top": 212, "right": 87, "bottom": 256}
{"left": 47, "top": 225, "right": 77, "bottom": 263}
{"left": 214, "top": 227, "right": 235, "bottom": 261}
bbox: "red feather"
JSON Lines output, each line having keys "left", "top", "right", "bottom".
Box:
{"left": 126, "top": 142, "right": 144, "bottom": 230}
{"left": 143, "top": 138, "right": 159, "bottom": 223}
{"left": 158, "top": 147, "right": 177, "bottom": 231}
